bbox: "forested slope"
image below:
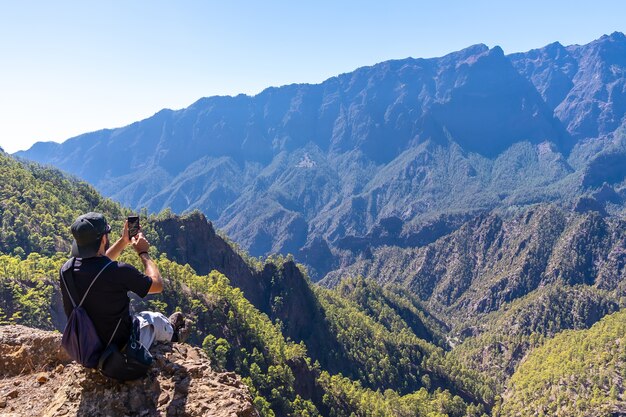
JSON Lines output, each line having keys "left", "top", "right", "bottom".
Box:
{"left": 499, "top": 309, "right": 626, "bottom": 416}
{"left": 325, "top": 205, "right": 626, "bottom": 323}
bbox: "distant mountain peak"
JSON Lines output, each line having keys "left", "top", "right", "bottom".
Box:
{"left": 489, "top": 45, "right": 505, "bottom": 56}
{"left": 458, "top": 43, "right": 489, "bottom": 55}
{"left": 439, "top": 43, "right": 489, "bottom": 64}
{"left": 543, "top": 41, "right": 566, "bottom": 54}
{"left": 606, "top": 31, "right": 626, "bottom": 41}
{"left": 586, "top": 31, "right": 626, "bottom": 53}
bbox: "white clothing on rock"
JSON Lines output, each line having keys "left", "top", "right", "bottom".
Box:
{"left": 134, "top": 311, "right": 174, "bottom": 349}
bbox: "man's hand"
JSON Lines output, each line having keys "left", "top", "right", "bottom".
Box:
{"left": 105, "top": 220, "right": 133, "bottom": 261}
{"left": 121, "top": 220, "right": 131, "bottom": 246}
{"left": 132, "top": 232, "right": 163, "bottom": 294}
{"left": 131, "top": 232, "right": 150, "bottom": 255}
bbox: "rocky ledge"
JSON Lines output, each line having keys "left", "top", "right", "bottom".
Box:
{"left": 0, "top": 325, "right": 258, "bottom": 417}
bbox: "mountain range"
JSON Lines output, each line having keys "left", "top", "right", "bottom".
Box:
{"left": 18, "top": 32, "right": 626, "bottom": 281}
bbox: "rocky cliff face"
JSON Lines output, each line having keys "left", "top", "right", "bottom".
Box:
{"left": 151, "top": 211, "right": 260, "bottom": 299}
{"left": 510, "top": 31, "right": 626, "bottom": 140}
{"left": 150, "top": 212, "right": 354, "bottom": 378}
{"left": 151, "top": 212, "right": 303, "bottom": 310}
{"left": 0, "top": 325, "right": 257, "bottom": 417}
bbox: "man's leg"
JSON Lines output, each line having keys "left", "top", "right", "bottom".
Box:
{"left": 168, "top": 311, "right": 192, "bottom": 343}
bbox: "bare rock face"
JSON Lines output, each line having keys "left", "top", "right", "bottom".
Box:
{"left": 151, "top": 212, "right": 260, "bottom": 297}
{"left": 0, "top": 325, "right": 71, "bottom": 377}
{"left": 0, "top": 325, "right": 258, "bottom": 417}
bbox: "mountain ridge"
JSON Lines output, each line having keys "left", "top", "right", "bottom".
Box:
{"left": 323, "top": 204, "right": 626, "bottom": 320}
{"left": 15, "top": 33, "right": 626, "bottom": 280}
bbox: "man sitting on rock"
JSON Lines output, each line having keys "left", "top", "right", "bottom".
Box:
{"left": 60, "top": 212, "right": 191, "bottom": 358}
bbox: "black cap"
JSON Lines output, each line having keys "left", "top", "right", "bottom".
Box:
{"left": 70, "top": 212, "right": 111, "bottom": 258}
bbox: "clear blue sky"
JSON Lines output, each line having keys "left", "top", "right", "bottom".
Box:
{"left": 1, "top": 1, "right": 624, "bottom": 153}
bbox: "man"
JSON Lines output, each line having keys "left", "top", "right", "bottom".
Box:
{"left": 60, "top": 212, "right": 190, "bottom": 354}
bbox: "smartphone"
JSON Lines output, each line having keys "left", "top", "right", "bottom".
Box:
{"left": 128, "top": 216, "right": 140, "bottom": 239}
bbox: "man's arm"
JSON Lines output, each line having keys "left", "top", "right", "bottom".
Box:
{"left": 106, "top": 220, "right": 130, "bottom": 261}
{"left": 132, "top": 233, "right": 164, "bottom": 294}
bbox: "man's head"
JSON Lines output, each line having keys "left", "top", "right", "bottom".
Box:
{"left": 70, "top": 212, "right": 111, "bottom": 258}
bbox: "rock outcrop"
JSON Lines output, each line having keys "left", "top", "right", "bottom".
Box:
{"left": 0, "top": 325, "right": 258, "bottom": 417}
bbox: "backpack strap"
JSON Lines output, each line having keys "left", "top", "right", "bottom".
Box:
{"left": 77, "top": 260, "right": 113, "bottom": 307}
{"left": 61, "top": 258, "right": 113, "bottom": 309}
{"left": 60, "top": 258, "right": 78, "bottom": 308}
{"left": 106, "top": 317, "right": 123, "bottom": 347}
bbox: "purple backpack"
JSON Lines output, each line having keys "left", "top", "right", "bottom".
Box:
{"left": 60, "top": 258, "right": 118, "bottom": 368}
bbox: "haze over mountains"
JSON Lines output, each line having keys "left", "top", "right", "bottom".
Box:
{"left": 18, "top": 32, "right": 626, "bottom": 280}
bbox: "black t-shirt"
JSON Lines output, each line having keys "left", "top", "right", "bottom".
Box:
{"left": 60, "top": 256, "right": 152, "bottom": 348}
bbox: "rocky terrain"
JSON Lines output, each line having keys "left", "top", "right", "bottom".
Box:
{"left": 323, "top": 205, "right": 626, "bottom": 320}
{"left": 0, "top": 325, "right": 257, "bottom": 417}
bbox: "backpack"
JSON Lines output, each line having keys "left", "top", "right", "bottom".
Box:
{"left": 60, "top": 257, "right": 116, "bottom": 368}
{"left": 98, "top": 316, "right": 153, "bottom": 381}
